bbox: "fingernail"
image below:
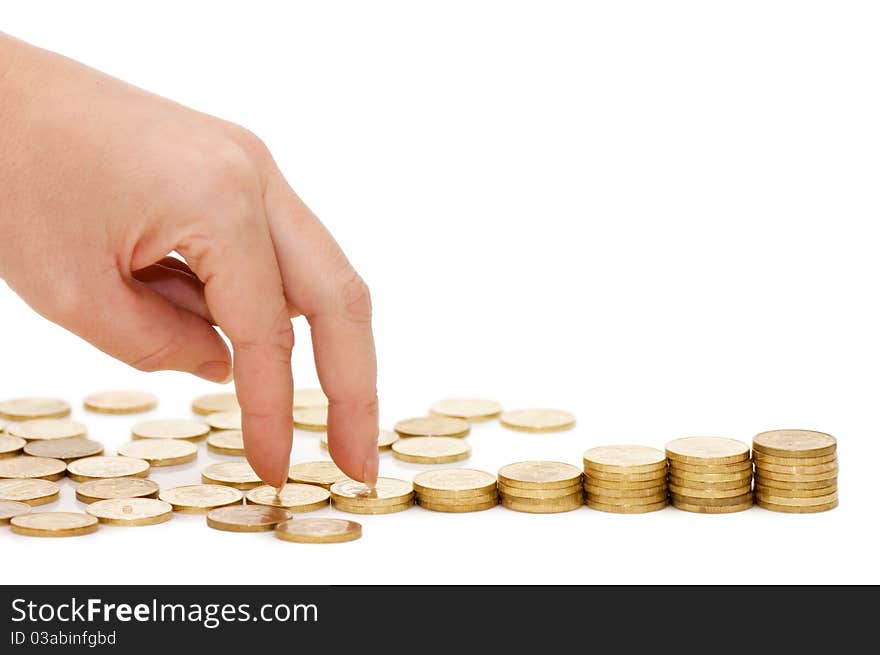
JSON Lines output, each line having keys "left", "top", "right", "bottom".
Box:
{"left": 362, "top": 447, "right": 379, "bottom": 488}
{"left": 195, "top": 361, "right": 232, "bottom": 383}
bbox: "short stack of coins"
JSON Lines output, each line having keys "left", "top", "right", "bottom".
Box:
{"left": 583, "top": 445, "right": 667, "bottom": 513}
{"left": 497, "top": 461, "right": 582, "bottom": 513}
{"left": 753, "top": 429, "right": 838, "bottom": 513}
{"left": 666, "top": 437, "right": 753, "bottom": 513}
{"left": 412, "top": 468, "right": 498, "bottom": 512}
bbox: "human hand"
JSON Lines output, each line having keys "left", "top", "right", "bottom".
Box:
{"left": 0, "top": 34, "right": 378, "bottom": 487}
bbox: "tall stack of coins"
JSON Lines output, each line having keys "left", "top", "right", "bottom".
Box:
{"left": 753, "top": 429, "right": 838, "bottom": 513}
{"left": 666, "top": 437, "right": 753, "bottom": 513}
{"left": 582, "top": 446, "right": 667, "bottom": 513}
{"left": 412, "top": 468, "right": 498, "bottom": 512}
{"left": 497, "top": 461, "right": 582, "bottom": 513}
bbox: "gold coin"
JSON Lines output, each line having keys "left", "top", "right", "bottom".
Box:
{"left": 24, "top": 438, "right": 103, "bottom": 462}
{"left": 582, "top": 445, "right": 666, "bottom": 473}
{"left": 669, "top": 459, "right": 752, "bottom": 474}
{"left": 0, "top": 456, "right": 67, "bottom": 481}
{"left": 394, "top": 416, "right": 470, "bottom": 438}
{"left": 665, "top": 437, "right": 750, "bottom": 464}
{"left": 429, "top": 398, "right": 502, "bottom": 422}
{"left": 207, "top": 505, "right": 291, "bottom": 532}
{"left": 752, "top": 451, "right": 837, "bottom": 466}
{"left": 756, "top": 498, "right": 838, "bottom": 513}
{"left": 754, "top": 483, "right": 837, "bottom": 499}
{"left": 671, "top": 498, "right": 753, "bottom": 513}
{"left": 584, "top": 476, "right": 666, "bottom": 491}
{"left": 501, "top": 493, "right": 583, "bottom": 513}
{"left": 207, "top": 430, "right": 245, "bottom": 455}
{"left": 754, "top": 468, "right": 838, "bottom": 483}
{"left": 755, "top": 490, "right": 838, "bottom": 507}
{"left": 498, "top": 461, "right": 582, "bottom": 489}
{"left": 9, "top": 418, "right": 88, "bottom": 442}
{"left": 117, "top": 440, "right": 197, "bottom": 466}
{"left": 275, "top": 517, "right": 362, "bottom": 544}
{"left": 0, "top": 397, "right": 71, "bottom": 421}
{"left": 131, "top": 418, "right": 210, "bottom": 441}
{"left": 417, "top": 497, "right": 498, "bottom": 513}
{"left": 84, "top": 390, "right": 157, "bottom": 414}
{"left": 67, "top": 456, "right": 150, "bottom": 482}
{"left": 192, "top": 392, "right": 239, "bottom": 416}
{"left": 668, "top": 483, "right": 751, "bottom": 499}
{"left": 293, "top": 388, "right": 329, "bottom": 410}
{"left": 586, "top": 490, "right": 667, "bottom": 505}
{"left": 753, "top": 476, "right": 837, "bottom": 491}
{"left": 75, "top": 477, "right": 160, "bottom": 504}
{"left": 587, "top": 498, "right": 667, "bottom": 514}
{"left": 201, "top": 460, "right": 261, "bottom": 489}
{"left": 498, "top": 482, "right": 581, "bottom": 499}
{"left": 670, "top": 491, "right": 753, "bottom": 506}
{"left": 584, "top": 468, "right": 666, "bottom": 483}
{"left": 752, "top": 429, "right": 836, "bottom": 458}
{"left": 667, "top": 468, "right": 752, "bottom": 483}
{"left": 205, "top": 411, "right": 242, "bottom": 431}
{"left": 412, "top": 468, "right": 497, "bottom": 498}
{"left": 754, "top": 460, "right": 838, "bottom": 475}
{"left": 0, "top": 479, "right": 60, "bottom": 506}
{"left": 667, "top": 475, "right": 751, "bottom": 491}
{"left": 293, "top": 407, "right": 328, "bottom": 431}
{"left": 0, "top": 500, "right": 31, "bottom": 525}
{"left": 330, "top": 477, "right": 413, "bottom": 506}
{"left": 583, "top": 483, "right": 666, "bottom": 498}
{"left": 0, "top": 434, "right": 26, "bottom": 459}
{"left": 288, "top": 461, "right": 349, "bottom": 489}
{"left": 330, "top": 498, "right": 413, "bottom": 514}
{"left": 499, "top": 409, "right": 575, "bottom": 433}
{"left": 159, "top": 484, "right": 243, "bottom": 513}
{"left": 246, "top": 484, "right": 330, "bottom": 513}
{"left": 391, "top": 437, "right": 471, "bottom": 464}
{"left": 86, "top": 498, "right": 173, "bottom": 526}
{"left": 320, "top": 429, "right": 398, "bottom": 451}
{"left": 10, "top": 511, "right": 98, "bottom": 537}
{"left": 0, "top": 418, "right": 5, "bottom": 432}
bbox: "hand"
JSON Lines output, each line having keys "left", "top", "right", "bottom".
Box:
{"left": 0, "top": 33, "right": 379, "bottom": 487}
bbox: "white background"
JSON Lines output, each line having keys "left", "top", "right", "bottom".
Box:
{"left": 2, "top": 1, "right": 879, "bottom": 584}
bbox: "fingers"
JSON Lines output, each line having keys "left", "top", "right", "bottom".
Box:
{"left": 178, "top": 212, "right": 294, "bottom": 488}
{"left": 133, "top": 261, "right": 214, "bottom": 323}
{"left": 57, "top": 268, "right": 231, "bottom": 382}
{"left": 264, "top": 172, "right": 379, "bottom": 485}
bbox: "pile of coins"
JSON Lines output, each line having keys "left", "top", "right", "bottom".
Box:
{"left": 413, "top": 468, "right": 498, "bottom": 512}
{"left": 329, "top": 477, "right": 414, "bottom": 514}
{"left": 753, "top": 429, "right": 839, "bottom": 513}
{"left": 497, "top": 461, "right": 582, "bottom": 513}
{"left": 666, "top": 437, "right": 753, "bottom": 513}
{"left": 582, "top": 446, "right": 667, "bottom": 513}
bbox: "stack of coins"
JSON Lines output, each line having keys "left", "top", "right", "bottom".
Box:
{"left": 582, "top": 445, "right": 667, "bottom": 513}
{"left": 497, "top": 461, "right": 582, "bottom": 513}
{"left": 412, "top": 468, "right": 498, "bottom": 512}
{"left": 329, "top": 478, "right": 414, "bottom": 514}
{"left": 666, "top": 437, "right": 753, "bottom": 513}
{"left": 753, "top": 429, "right": 838, "bottom": 513}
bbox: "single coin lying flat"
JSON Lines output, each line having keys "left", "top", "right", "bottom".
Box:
{"left": 288, "top": 461, "right": 349, "bottom": 489}
{"left": 207, "top": 505, "right": 291, "bottom": 532}
{"left": 499, "top": 409, "right": 576, "bottom": 433}
{"left": 0, "top": 479, "right": 60, "bottom": 506}
{"left": 75, "top": 477, "right": 160, "bottom": 504}
{"left": 246, "top": 484, "right": 330, "bottom": 513}
{"left": 205, "top": 411, "right": 242, "bottom": 431}
{"left": 391, "top": 436, "right": 471, "bottom": 464}
{"left": 0, "top": 397, "right": 71, "bottom": 421}
{"left": 8, "top": 418, "right": 87, "bottom": 441}
{"left": 320, "top": 430, "right": 398, "bottom": 452}
{"left": 0, "top": 456, "right": 67, "bottom": 481}
{"left": 132, "top": 419, "right": 209, "bottom": 441}
{"left": 207, "top": 430, "right": 245, "bottom": 456}
{"left": 275, "top": 517, "right": 362, "bottom": 544}
{"left": 66, "top": 456, "right": 150, "bottom": 482}
{"left": 24, "top": 438, "right": 103, "bottom": 462}
{"left": 429, "top": 398, "right": 502, "bottom": 422}
{"left": 84, "top": 390, "right": 157, "bottom": 414}
{"left": 159, "top": 484, "right": 243, "bottom": 514}
{"left": 117, "top": 439, "right": 197, "bottom": 466}
{"left": 201, "top": 460, "right": 261, "bottom": 489}
{"left": 394, "top": 416, "right": 470, "bottom": 438}
{"left": 0, "top": 500, "right": 31, "bottom": 525}
{"left": 192, "top": 393, "right": 239, "bottom": 416}
{"left": 10, "top": 511, "right": 98, "bottom": 537}
{"left": 86, "top": 498, "right": 173, "bottom": 526}
{"left": 0, "top": 435, "right": 26, "bottom": 458}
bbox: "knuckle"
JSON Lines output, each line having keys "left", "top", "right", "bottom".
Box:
{"left": 338, "top": 272, "right": 372, "bottom": 324}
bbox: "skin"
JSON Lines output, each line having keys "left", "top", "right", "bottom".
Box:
{"left": 0, "top": 33, "right": 379, "bottom": 487}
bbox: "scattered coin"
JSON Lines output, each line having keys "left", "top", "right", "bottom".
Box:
{"left": 0, "top": 418, "right": 5, "bottom": 432}
{"left": 0, "top": 434, "right": 26, "bottom": 459}
{"left": 75, "top": 478, "right": 160, "bottom": 504}
{"left": 10, "top": 512, "right": 98, "bottom": 537}
{"left": 0, "top": 500, "right": 31, "bottom": 525}
{"left": 394, "top": 416, "right": 470, "bottom": 438}
{"left": 288, "top": 461, "right": 349, "bottom": 489}
{"left": 0, "top": 479, "right": 60, "bottom": 506}
{"left": 207, "top": 505, "right": 292, "bottom": 532}
{"left": 752, "top": 429, "right": 837, "bottom": 458}
{"left": 201, "top": 460, "right": 261, "bottom": 489}
{"left": 293, "top": 407, "right": 327, "bottom": 431}
{"left": 499, "top": 409, "right": 575, "bottom": 433}
{"left": 320, "top": 429, "right": 398, "bottom": 452}
{"left": 293, "top": 388, "right": 329, "bottom": 410}
{"left": 246, "top": 484, "right": 330, "bottom": 513}
{"left": 0, "top": 456, "right": 67, "bottom": 481}
{"left": 205, "top": 411, "right": 242, "bottom": 431}
{"left": 192, "top": 393, "right": 239, "bottom": 416}
{"left": 131, "top": 418, "right": 210, "bottom": 441}
{"left": 159, "top": 484, "right": 243, "bottom": 514}
{"left": 207, "top": 430, "right": 245, "bottom": 456}
{"left": 429, "top": 398, "right": 502, "bottom": 422}
{"left": 84, "top": 390, "right": 157, "bottom": 414}
{"left": 86, "top": 498, "right": 173, "bottom": 526}
{"left": 0, "top": 397, "right": 71, "bottom": 421}
{"left": 66, "top": 456, "right": 150, "bottom": 482}
{"left": 391, "top": 436, "right": 471, "bottom": 464}
{"left": 275, "top": 517, "right": 362, "bottom": 544}
{"left": 8, "top": 418, "right": 87, "bottom": 441}
{"left": 24, "top": 438, "right": 103, "bottom": 462}
{"left": 117, "top": 440, "right": 198, "bottom": 466}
